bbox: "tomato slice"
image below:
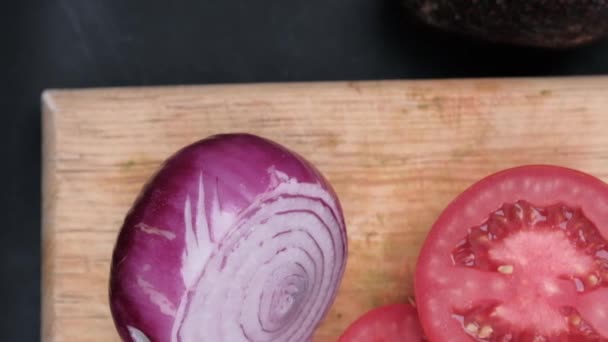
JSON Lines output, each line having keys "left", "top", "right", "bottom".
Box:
{"left": 415, "top": 165, "right": 608, "bottom": 342}
{"left": 338, "top": 303, "right": 424, "bottom": 342}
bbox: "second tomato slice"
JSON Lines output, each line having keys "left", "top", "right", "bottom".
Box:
{"left": 339, "top": 303, "right": 424, "bottom": 342}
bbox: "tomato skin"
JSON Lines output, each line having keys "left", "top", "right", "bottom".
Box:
{"left": 415, "top": 165, "right": 608, "bottom": 342}
{"left": 339, "top": 303, "right": 424, "bottom": 342}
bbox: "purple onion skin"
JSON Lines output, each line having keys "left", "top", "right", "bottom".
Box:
{"left": 110, "top": 134, "right": 347, "bottom": 342}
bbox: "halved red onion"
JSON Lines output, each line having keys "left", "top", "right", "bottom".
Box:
{"left": 110, "top": 134, "right": 347, "bottom": 342}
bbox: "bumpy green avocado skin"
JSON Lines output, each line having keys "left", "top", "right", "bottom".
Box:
{"left": 404, "top": 0, "right": 608, "bottom": 47}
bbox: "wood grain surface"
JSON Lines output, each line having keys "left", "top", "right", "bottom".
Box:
{"left": 42, "top": 77, "right": 608, "bottom": 342}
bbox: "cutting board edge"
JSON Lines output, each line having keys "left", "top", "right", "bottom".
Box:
{"left": 38, "top": 75, "right": 608, "bottom": 95}
{"left": 42, "top": 90, "right": 58, "bottom": 342}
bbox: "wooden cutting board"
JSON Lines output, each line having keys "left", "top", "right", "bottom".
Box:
{"left": 42, "top": 77, "right": 608, "bottom": 342}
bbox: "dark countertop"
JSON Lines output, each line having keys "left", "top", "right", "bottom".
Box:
{"left": 3, "top": 1, "right": 608, "bottom": 340}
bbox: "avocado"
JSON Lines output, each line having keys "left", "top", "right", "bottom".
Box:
{"left": 404, "top": 0, "right": 608, "bottom": 48}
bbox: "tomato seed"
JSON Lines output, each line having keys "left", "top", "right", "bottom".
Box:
{"left": 465, "top": 322, "right": 479, "bottom": 334}
{"left": 478, "top": 325, "right": 493, "bottom": 339}
{"left": 588, "top": 274, "right": 599, "bottom": 286}
{"left": 497, "top": 265, "right": 514, "bottom": 274}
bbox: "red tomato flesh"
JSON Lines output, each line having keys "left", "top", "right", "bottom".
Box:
{"left": 415, "top": 166, "right": 608, "bottom": 342}
{"left": 339, "top": 303, "right": 424, "bottom": 342}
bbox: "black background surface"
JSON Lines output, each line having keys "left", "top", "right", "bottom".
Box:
{"left": 2, "top": 1, "right": 608, "bottom": 340}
